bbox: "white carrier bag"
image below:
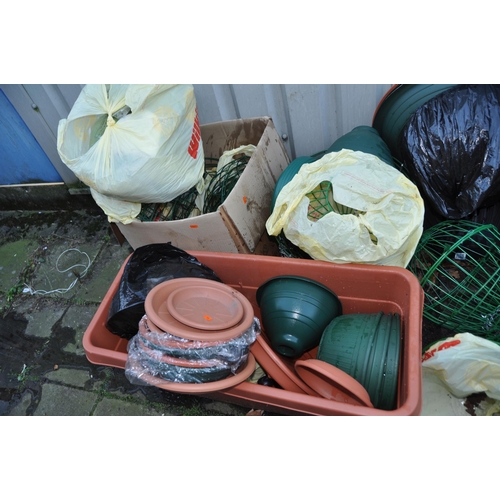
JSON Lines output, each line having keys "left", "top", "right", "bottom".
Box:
{"left": 57, "top": 84, "right": 204, "bottom": 223}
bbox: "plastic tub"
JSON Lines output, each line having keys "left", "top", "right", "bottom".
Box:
{"left": 83, "top": 251, "right": 424, "bottom": 416}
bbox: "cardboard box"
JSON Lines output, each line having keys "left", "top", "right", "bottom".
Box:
{"left": 83, "top": 251, "right": 424, "bottom": 416}
{"left": 113, "top": 117, "right": 290, "bottom": 253}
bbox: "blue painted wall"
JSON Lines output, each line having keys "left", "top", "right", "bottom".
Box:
{"left": 0, "top": 89, "right": 63, "bottom": 184}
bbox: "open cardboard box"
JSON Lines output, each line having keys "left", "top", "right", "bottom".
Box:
{"left": 83, "top": 251, "right": 424, "bottom": 416}
{"left": 111, "top": 116, "right": 290, "bottom": 254}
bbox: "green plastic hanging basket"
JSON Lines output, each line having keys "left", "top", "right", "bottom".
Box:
{"left": 407, "top": 220, "right": 500, "bottom": 338}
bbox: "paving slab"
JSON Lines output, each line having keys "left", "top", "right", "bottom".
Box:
{"left": 28, "top": 241, "right": 103, "bottom": 300}
{"left": 6, "top": 392, "right": 32, "bottom": 416}
{"left": 0, "top": 211, "right": 56, "bottom": 242}
{"left": 0, "top": 239, "right": 38, "bottom": 294}
{"left": 60, "top": 304, "right": 100, "bottom": 357}
{"left": 72, "top": 242, "right": 133, "bottom": 304}
{"left": 93, "top": 397, "right": 169, "bottom": 416}
{"left": 14, "top": 299, "right": 67, "bottom": 339}
{"left": 34, "top": 383, "right": 99, "bottom": 416}
{"left": 53, "top": 210, "right": 111, "bottom": 244}
{"left": 45, "top": 367, "right": 93, "bottom": 388}
{"left": 202, "top": 400, "right": 249, "bottom": 416}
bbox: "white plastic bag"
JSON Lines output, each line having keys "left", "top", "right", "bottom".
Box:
{"left": 57, "top": 84, "right": 204, "bottom": 223}
{"left": 89, "top": 189, "right": 141, "bottom": 224}
{"left": 266, "top": 149, "right": 424, "bottom": 267}
{"left": 422, "top": 333, "right": 500, "bottom": 399}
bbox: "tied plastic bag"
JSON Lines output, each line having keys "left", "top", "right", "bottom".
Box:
{"left": 400, "top": 84, "right": 500, "bottom": 220}
{"left": 57, "top": 84, "right": 204, "bottom": 224}
{"left": 266, "top": 149, "right": 424, "bottom": 267}
{"left": 422, "top": 333, "right": 500, "bottom": 400}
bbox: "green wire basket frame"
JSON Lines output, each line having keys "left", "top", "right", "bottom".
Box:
{"left": 137, "top": 155, "right": 250, "bottom": 222}
{"left": 408, "top": 220, "right": 500, "bottom": 339}
{"left": 203, "top": 155, "right": 249, "bottom": 214}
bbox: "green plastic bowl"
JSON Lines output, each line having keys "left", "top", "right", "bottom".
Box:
{"left": 317, "top": 312, "right": 401, "bottom": 410}
{"left": 256, "top": 275, "right": 343, "bottom": 358}
{"left": 361, "top": 313, "right": 400, "bottom": 411}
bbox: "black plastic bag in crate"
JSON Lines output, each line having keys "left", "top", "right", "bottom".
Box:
{"left": 399, "top": 84, "right": 500, "bottom": 220}
{"left": 106, "top": 243, "right": 222, "bottom": 339}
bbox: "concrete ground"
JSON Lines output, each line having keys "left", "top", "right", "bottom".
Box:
{"left": 1, "top": 195, "right": 497, "bottom": 417}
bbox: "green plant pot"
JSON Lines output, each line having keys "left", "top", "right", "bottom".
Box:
{"left": 318, "top": 312, "right": 401, "bottom": 410}
{"left": 372, "top": 84, "right": 457, "bottom": 159}
{"left": 256, "top": 275, "right": 342, "bottom": 358}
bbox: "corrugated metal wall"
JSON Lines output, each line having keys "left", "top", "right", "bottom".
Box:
{"left": 0, "top": 84, "right": 392, "bottom": 186}
{"left": 194, "top": 84, "right": 392, "bottom": 159}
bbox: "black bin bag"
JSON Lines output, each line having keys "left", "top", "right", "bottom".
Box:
{"left": 399, "top": 84, "right": 500, "bottom": 221}
{"left": 106, "top": 243, "right": 222, "bottom": 339}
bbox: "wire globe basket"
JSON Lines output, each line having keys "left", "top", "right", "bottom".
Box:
{"left": 203, "top": 155, "right": 249, "bottom": 214}
{"left": 137, "top": 155, "right": 250, "bottom": 222}
{"left": 407, "top": 220, "right": 500, "bottom": 339}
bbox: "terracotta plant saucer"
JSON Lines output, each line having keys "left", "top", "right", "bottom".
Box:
{"left": 167, "top": 284, "right": 244, "bottom": 330}
{"left": 143, "top": 317, "right": 228, "bottom": 349}
{"left": 295, "top": 359, "right": 373, "bottom": 407}
{"left": 127, "top": 353, "right": 257, "bottom": 394}
{"left": 145, "top": 278, "right": 254, "bottom": 342}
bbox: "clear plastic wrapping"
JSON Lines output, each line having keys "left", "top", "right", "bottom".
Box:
{"left": 125, "top": 314, "right": 260, "bottom": 386}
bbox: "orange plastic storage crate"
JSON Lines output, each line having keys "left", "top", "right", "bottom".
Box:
{"left": 83, "top": 251, "right": 424, "bottom": 416}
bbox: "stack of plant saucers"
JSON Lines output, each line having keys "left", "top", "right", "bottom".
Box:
{"left": 125, "top": 277, "right": 258, "bottom": 392}
{"left": 315, "top": 312, "right": 401, "bottom": 410}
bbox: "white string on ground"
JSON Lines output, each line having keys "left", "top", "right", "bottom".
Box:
{"left": 23, "top": 248, "right": 91, "bottom": 296}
